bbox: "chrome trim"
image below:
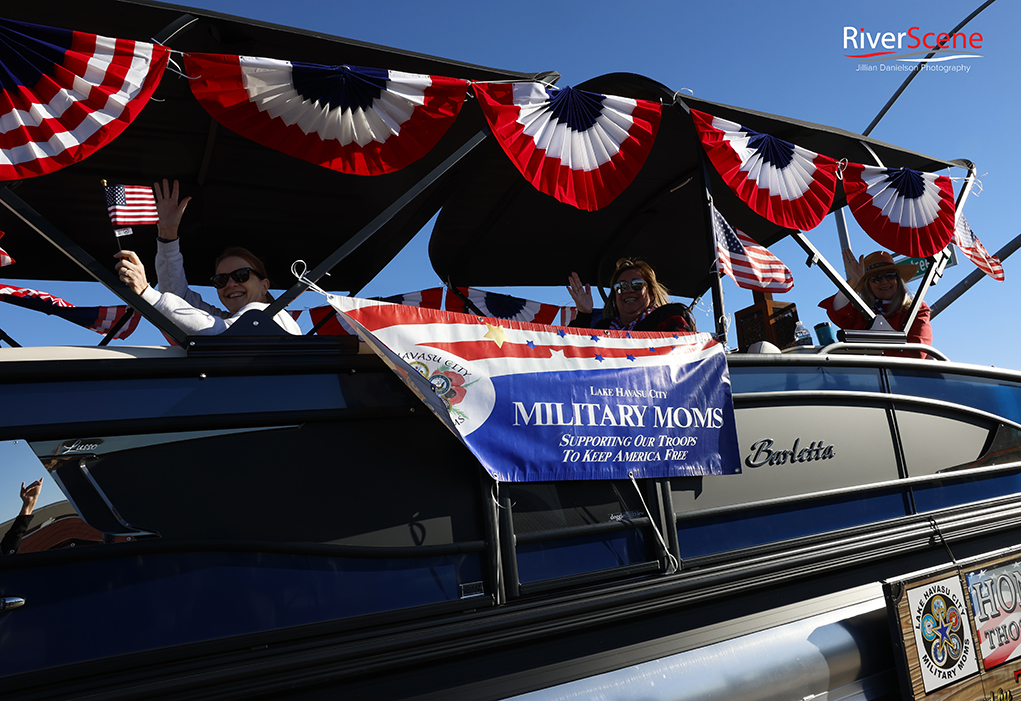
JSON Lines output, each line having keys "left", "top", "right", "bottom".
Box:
{"left": 676, "top": 459, "right": 1021, "bottom": 522}
{"left": 805, "top": 342, "right": 949, "bottom": 360}
{"left": 78, "top": 459, "right": 156, "bottom": 537}
{"left": 505, "top": 595, "right": 891, "bottom": 701}
{"left": 733, "top": 390, "right": 1021, "bottom": 431}
{"left": 0, "top": 597, "right": 25, "bottom": 613}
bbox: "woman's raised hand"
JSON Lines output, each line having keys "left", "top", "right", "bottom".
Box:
{"left": 567, "top": 271, "right": 593, "bottom": 314}
{"left": 842, "top": 248, "right": 865, "bottom": 284}
{"left": 153, "top": 179, "right": 192, "bottom": 241}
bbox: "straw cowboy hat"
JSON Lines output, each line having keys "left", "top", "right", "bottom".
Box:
{"left": 853, "top": 251, "right": 918, "bottom": 293}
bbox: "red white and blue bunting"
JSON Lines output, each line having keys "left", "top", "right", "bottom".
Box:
{"left": 842, "top": 163, "right": 956, "bottom": 258}
{"left": 0, "top": 231, "right": 13, "bottom": 267}
{"left": 0, "top": 18, "right": 168, "bottom": 179}
{"left": 0, "top": 16, "right": 966, "bottom": 247}
{"left": 184, "top": 53, "right": 469, "bottom": 176}
{"left": 0, "top": 283, "right": 140, "bottom": 339}
{"left": 691, "top": 109, "right": 838, "bottom": 232}
{"left": 445, "top": 286, "right": 562, "bottom": 325}
{"left": 473, "top": 82, "right": 661, "bottom": 211}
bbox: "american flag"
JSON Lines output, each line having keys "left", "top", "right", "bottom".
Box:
{"left": 0, "top": 284, "right": 140, "bottom": 340}
{"left": 105, "top": 184, "right": 158, "bottom": 226}
{"left": 711, "top": 204, "right": 794, "bottom": 292}
{"left": 0, "top": 231, "right": 12, "bottom": 267}
{"left": 953, "top": 214, "right": 1004, "bottom": 281}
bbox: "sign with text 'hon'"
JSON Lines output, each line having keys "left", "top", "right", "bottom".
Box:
{"left": 330, "top": 296, "right": 740, "bottom": 482}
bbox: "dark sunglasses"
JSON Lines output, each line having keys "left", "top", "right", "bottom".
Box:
{"left": 613, "top": 279, "right": 647, "bottom": 294}
{"left": 868, "top": 271, "right": 899, "bottom": 284}
{"left": 210, "top": 267, "right": 264, "bottom": 289}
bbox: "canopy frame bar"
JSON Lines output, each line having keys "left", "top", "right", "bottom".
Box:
{"left": 0, "top": 184, "right": 189, "bottom": 345}
{"left": 264, "top": 130, "right": 490, "bottom": 318}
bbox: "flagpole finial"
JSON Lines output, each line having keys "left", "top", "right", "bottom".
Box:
{"left": 101, "top": 179, "right": 107, "bottom": 187}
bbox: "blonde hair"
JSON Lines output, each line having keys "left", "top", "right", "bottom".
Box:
{"left": 603, "top": 257, "right": 670, "bottom": 319}
{"left": 860, "top": 274, "right": 911, "bottom": 314}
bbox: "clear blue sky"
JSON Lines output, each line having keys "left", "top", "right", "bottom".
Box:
{"left": 0, "top": 0, "right": 1017, "bottom": 517}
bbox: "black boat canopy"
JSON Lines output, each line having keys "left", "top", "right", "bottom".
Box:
{"left": 0, "top": 0, "right": 553, "bottom": 295}
{"left": 0, "top": 0, "right": 965, "bottom": 303}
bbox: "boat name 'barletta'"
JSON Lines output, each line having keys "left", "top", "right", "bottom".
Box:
{"left": 744, "top": 438, "right": 835, "bottom": 467}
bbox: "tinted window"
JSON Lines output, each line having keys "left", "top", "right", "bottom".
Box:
{"left": 888, "top": 370, "right": 1021, "bottom": 423}
{"left": 678, "top": 489, "right": 909, "bottom": 558}
{"left": 730, "top": 366, "right": 883, "bottom": 394}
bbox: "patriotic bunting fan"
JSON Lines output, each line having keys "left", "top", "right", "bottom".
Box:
{"left": 0, "top": 231, "right": 13, "bottom": 267}
{"left": 184, "top": 54, "right": 468, "bottom": 176}
{"left": 445, "top": 287, "right": 562, "bottom": 325}
{"left": 0, "top": 18, "right": 168, "bottom": 180}
{"left": 691, "top": 109, "right": 837, "bottom": 232}
{"left": 309, "top": 288, "right": 445, "bottom": 335}
{"left": 377, "top": 287, "right": 445, "bottom": 310}
{"left": 473, "top": 82, "right": 661, "bottom": 211}
{"left": 842, "top": 163, "right": 955, "bottom": 258}
{"left": 0, "top": 284, "right": 140, "bottom": 339}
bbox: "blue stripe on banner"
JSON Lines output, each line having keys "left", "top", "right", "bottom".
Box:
{"left": 468, "top": 356, "right": 740, "bottom": 482}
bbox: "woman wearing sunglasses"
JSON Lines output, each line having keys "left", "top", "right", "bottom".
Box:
{"left": 819, "top": 249, "right": 932, "bottom": 358}
{"left": 114, "top": 179, "right": 301, "bottom": 335}
{"left": 566, "top": 258, "right": 694, "bottom": 333}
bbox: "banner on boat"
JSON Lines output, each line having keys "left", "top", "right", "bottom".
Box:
{"left": 884, "top": 545, "right": 1021, "bottom": 700}
{"left": 329, "top": 296, "right": 740, "bottom": 482}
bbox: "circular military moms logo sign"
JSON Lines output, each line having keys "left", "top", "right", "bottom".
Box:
{"left": 906, "top": 575, "right": 979, "bottom": 693}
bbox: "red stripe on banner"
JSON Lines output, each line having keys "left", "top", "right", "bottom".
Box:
{"left": 344, "top": 301, "right": 714, "bottom": 353}
{"left": 184, "top": 53, "right": 468, "bottom": 176}
{"left": 420, "top": 338, "right": 697, "bottom": 363}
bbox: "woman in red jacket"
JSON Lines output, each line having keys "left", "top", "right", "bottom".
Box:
{"left": 819, "top": 249, "right": 932, "bottom": 358}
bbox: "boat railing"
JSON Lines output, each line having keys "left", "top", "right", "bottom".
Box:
{"left": 780, "top": 342, "right": 949, "bottom": 361}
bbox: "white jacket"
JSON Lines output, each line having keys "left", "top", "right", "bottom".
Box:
{"left": 140, "top": 239, "right": 301, "bottom": 336}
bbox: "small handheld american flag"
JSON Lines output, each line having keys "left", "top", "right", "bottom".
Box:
{"left": 104, "top": 183, "right": 158, "bottom": 238}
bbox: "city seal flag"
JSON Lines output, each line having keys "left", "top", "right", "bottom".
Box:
{"left": 330, "top": 296, "right": 740, "bottom": 482}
